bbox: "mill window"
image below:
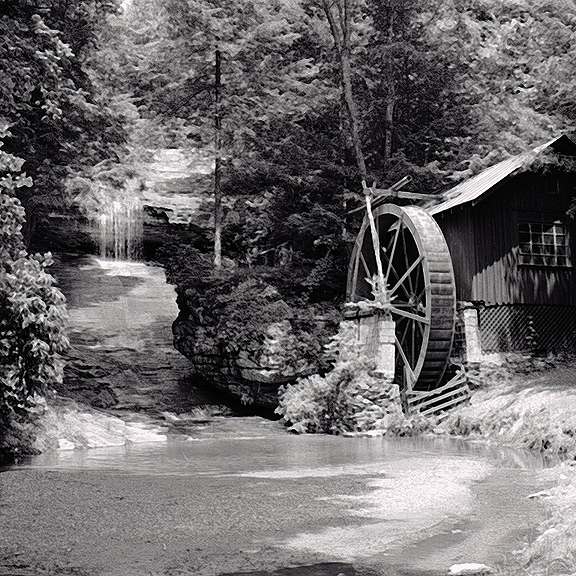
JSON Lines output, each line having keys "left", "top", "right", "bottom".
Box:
{"left": 518, "top": 221, "right": 570, "bottom": 267}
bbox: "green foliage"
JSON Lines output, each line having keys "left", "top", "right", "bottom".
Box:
{"left": 276, "top": 331, "right": 433, "bottom": 436}
{"left": 0, "top": 0, "right": 125, "bottom": 238}
{"left": 420, "top": 0, "right": 576, "bottom": 178}
{"left": 133, "top": 0, "right": 576, "bottom": 265}
{"left": 355, "top": 1, "right": 471, "bottom": 177}
{"left": 153, "top": 0, "right": 335, "bottom": 157}
{"left": 0, "top": 133, "right": 69, "bottom": 462}
{"left": 213, "top": 172, "right": 350, "bottom": 301}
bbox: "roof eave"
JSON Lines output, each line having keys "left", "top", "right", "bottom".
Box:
{"left": 428, "top": 134, "right": 576, "bottom": 216}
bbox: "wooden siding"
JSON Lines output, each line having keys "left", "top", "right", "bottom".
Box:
{"left": 433, "top": 205, "right": 476, "bottom": 302}
{"left": 434, "top": 172, "right": 576, "bottom": 306}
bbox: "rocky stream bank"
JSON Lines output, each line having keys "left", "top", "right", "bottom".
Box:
{"left": 4, "top": 253, "right": 576, "bottom": 576}
{"left": 35, "top": 254, "right": 240, "bottom": 451}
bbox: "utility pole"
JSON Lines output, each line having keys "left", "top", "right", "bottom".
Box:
{"left": 213, "top": 48, "right": 222, "bottom": 270}
{"left": 384, "top": 7, "right": 396, "bottom": 162}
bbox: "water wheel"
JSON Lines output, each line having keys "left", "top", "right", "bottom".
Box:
{"left": 346, "top": 203, "right": 456, "bottom": 392}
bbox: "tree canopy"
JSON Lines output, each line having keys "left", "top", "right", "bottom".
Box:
{"left": 4, "top": 0, "right": 576, "bottom": 288}
{"left": 0, "top": 0, "right": 125, "bottom": 238}
{"left": 58, "top": 0, "right": 576, "bottom": 300}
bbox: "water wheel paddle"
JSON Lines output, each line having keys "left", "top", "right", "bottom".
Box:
{"left": 346, "top": 204, "right": 456, "bottom": 391}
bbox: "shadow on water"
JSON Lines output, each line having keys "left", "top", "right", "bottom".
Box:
{"left": 219, "top": 562, "right": 439, "bottom": 576}
{"left": 50, "top": 253, "right": 145, "bottom": 307}
{"left": 219, "top": 563, "right": 361, "bottom": 576}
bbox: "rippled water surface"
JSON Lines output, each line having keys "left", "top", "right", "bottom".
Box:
{"left": 25, "top": 423, "right": 548, "bottom": 477}
{"left": 2, "top": 254, "right": 550, "bottom": 576}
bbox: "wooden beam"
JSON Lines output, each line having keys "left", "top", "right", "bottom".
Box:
{"left": 346, "top": 175, "right": 440, "bottom": 215}
{"left": 373, "top": 190, "right": 434, "bottom": 201}
{"left": 347, "top": 190, "right": 436, "bottom": 215}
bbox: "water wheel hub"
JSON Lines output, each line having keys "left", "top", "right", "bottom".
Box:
{"left": 347, "top": 204, "right": 457, "bottom": 391}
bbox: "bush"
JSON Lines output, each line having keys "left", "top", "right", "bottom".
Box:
{"left": 276, "top": 358, "right": 401, "bottom": 433}
{"left": 276, "top": 332, "right": 434, "bottom": 436}
{"left": 0, "top": 130, "right": 69, "bottom": 462}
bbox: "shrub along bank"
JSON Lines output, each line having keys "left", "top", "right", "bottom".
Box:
{"left": 278, "top": 351, "right": 576, "bottom": 576}
{"left": 0, "top": 140, "right": 69, "bottom": 463}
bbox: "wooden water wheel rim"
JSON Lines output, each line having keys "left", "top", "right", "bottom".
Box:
{"left": 346, "top": 204, "right": 456, "bottom": 391}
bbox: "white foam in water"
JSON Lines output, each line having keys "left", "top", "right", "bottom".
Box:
{"left": 86, "top": 178, "right": 143, "bottom": 260}
{"left": 93, "top": 257, "right": 152, "bottom": 276}
{"left": 35, "top": 403, "right": 168, "bottom": 452}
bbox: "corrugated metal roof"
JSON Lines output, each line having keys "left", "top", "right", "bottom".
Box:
{"left": 428, "top": 136, "right": 570, "bottom": 215}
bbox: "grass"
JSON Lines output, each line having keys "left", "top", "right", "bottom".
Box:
{"left": 440, "top": 359, "right": 576, "bottom": 460}
{"left": 438, "top": 357, "right": 576, "bottom": 575}
{"left": 515, "top": 462, "right": 576, "bottom": 576}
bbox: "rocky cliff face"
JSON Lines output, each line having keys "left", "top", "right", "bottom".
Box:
{"left": 140, "top": 148, "right": 214, "bottom": 257}
{"left": 171, "top": 277, "right": 341, "bottom": 411}
{"left": 173, "top": 315, "right": 319, "bottom": 410}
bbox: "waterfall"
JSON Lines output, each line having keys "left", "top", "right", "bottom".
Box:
{"left": 73, "top": 175, "right": 144, "bottom": 261}
{"left": 96, "top": 192, "right": 143, "bottom": 260}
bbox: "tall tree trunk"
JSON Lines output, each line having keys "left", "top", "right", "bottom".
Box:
{"left": 340, "top": 38, "right": 367, "bottom": 183}
{"left": 384, "top": 7, "right": 395, "bottom": 162}
{"left": 384, "top": 82, "right": 395, "bottom": 162}
{"left": 322, "top": 0, "right": 368, "bottom": 184}
{"left": 322, "top": 0, "right": 384, "bottom": 288}
{"left": 213, "top": 48, "right": 222, "bottom": 270}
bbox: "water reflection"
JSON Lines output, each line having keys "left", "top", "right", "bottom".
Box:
{"left": 5, "top": 422, "right": 551, "bottom": 575}
{"left": 19, "top": 421, "right": 548, "bottom": 477}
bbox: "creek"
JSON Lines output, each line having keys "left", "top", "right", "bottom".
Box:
{"left": 0, "top": 255, "right": 552, "bottom": 576}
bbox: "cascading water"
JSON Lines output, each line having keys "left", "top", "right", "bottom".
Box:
{"left": 95, "top": 178, "right": 143, "bottom": 260}
{"left": 96, "top": 190, "right": 143, "bottom": 260}
{"left": 74, "top": 175, "right": 144, "bottom": 260}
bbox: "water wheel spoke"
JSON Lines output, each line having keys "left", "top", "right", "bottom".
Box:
{"left": 413, "top": 260, "right": 423, "bottom": 298}
{"left": 381, "top": 251, "right": 412, "bottom": 300}
{"left": 395, "top": 306, "right": 427, "bottom": 339}
{"left": 415, "top": 318, "right": 425, "bottom": 338}
{"left": 411, "top": 322, "right": 416, "bottom": 365}
{"left": 395, "top": 335, "right": 417, "bottom": 380}
{"left": 350, "top": 248, "right": 360, "bottom": 296}
{"left": 384, "top": 217, "right": 402, "bottom": 286}
{"left": 388, "top": 305, "right": 430, "bottom": 325}
{"left": 389, "top": 254, "right": 424, "bottom": 297}
{"left": 396, "top": 316, "right": 422, "bottom": 365}
{"left": 397, "top": 316, "right": 411, "bottom": 349}
{"left": 359, "top": 251, "right": 371, "bottom": 279}
{"left": 381, "top": 249, "right": 400, "bottom": 282}
{"left": 414, "top": 285, "right": 429, "bottom": 308}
